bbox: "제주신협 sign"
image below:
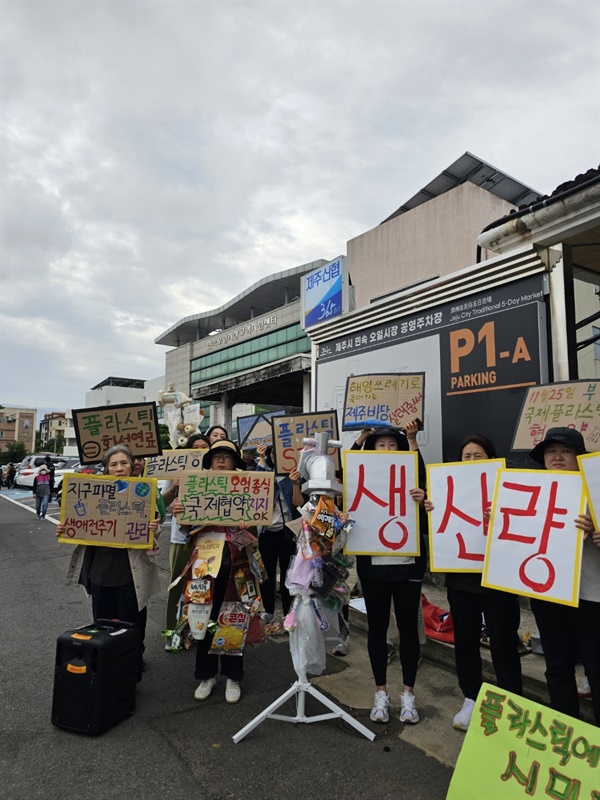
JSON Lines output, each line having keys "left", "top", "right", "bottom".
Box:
{"left": 58, "top": 474, "right": 157, "bottom": 549}
{"left": 73, "top": 402, "right": 162, "bottom": 464}
{"left": 447, "top": 683, "right": 599, "bottom": 800}
{"left": 342, "top": 373, "right": 425, "bottom": 431}
{"left": 175, "top": 470, "right": 275, "bottom": 526}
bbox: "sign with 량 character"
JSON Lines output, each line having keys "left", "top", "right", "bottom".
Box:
{"left": 342, "top": 373, "right": 425, "bottom": 431}
{"left": 446, "top": 683, "right": 600, "bottom": 800}
{"left": 58, "top": 475, "right": 157, "bottom": 549}
{"left": 144, "top": 449, "right": 206, "bottom": 480}
{"left": 175, "top": 471, "right": 274, "bottom": 526}
{"left": 73, "top": 402, "right": 162, "bottom": 464}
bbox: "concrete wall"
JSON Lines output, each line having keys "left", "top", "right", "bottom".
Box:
{"left": 347, "top": 183, "right": 516, "bottom": 308}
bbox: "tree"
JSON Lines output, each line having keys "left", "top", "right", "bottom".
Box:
{"left": 159, "top": 424, "right": 171, "bottom": 450}
{"left": 0, "top": 441, "right": 27, "bottom": 466}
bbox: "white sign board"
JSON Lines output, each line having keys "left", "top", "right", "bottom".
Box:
{"left": 578, "top": 452, "right": 600, "bottom": 529}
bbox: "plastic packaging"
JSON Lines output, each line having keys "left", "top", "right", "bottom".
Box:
{"left": 311, "top": 557, "right": 324, "bottom": 588}
{"left": 289, "top": 595, "right": 327, "bottom": 678}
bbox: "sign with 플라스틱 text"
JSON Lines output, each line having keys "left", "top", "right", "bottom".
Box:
{"left": 58, "top": 474, "right": 157, "bottom": 548}
{"left": 343, "top": 372, "right": 425, "bottom": 430}
{"left": 175, "top": 471, "right": 274, "bottom": 526}
{"left": 272, "top": 412, "right": 341, "bottom": 475}
{"left": 73, "top": 402, "right": 162, "bottom": 464}
{"left": 144, "top": 449, "right": 206, "bottom": 480}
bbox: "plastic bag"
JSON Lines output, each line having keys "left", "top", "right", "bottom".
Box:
{"left": 289, "top": 595, "right": 327, "bottom": 678}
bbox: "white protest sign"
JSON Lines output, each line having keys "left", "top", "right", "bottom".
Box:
{"left": 578, "top": 452, "right": 600, "bottom": 529}
{"left": 343, "top": 450, "right": 420, "bottom": 556}
{"left": 427, "top": 459, "right": 505, "bottom": 572}
{"left": 482, "top": 469, "right": 585, "bottom": 606}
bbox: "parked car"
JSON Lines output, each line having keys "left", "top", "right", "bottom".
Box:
{"left": 52, "top": 459, "right": 82, "bottom": 493}
{"left": 14, "top": 455, "right": 70, "bottom": 489}
{"left": 54, "top": 461, "right": 104, "bottom": 505}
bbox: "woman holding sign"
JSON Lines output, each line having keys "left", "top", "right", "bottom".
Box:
{"left": 355, "top": 423, "right": 426, "bottom": 726}
{"left": 528, "top": 428, "right": 600, "bottom": 726}
{"left": 57, "top": 445, "right": 161, "bottom": 679}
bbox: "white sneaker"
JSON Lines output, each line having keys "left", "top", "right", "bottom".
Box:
{"left": 333, "top": 641, "right": 348, "bottom": 656}
{"left": 225, "top": 679, "right": 241, "bottom": 704}
{"left": 194, "top": 678, "right": 216, "bottom": 701}
{"left": 369, "top": 690, "right": 390, "bottom": 723}
{"left": 578, "top": 676, "right": 592, "bottom": 698}
{"left": 399, "top": 690, "right": 419, "bottom": 724}
{"left": 453, "top": 697, "right": 475, "bottom": 730}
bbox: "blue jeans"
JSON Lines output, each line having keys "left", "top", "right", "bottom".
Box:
{"left": 35, "top": 494, "right": 50, "bottom": 518}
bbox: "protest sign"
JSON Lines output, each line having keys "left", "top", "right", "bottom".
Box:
{"left": 578, "top": 452, "right": 600, "bottom": 529}
{"left": 272, "top": 412, "right": 340, "bottom": 475}
{"left": 342, "top": 373, "right": 425, "bottom": 430}
{"left": 343, "top": 450, "right": 420, "bottom": 556}
{"left": 512, "top": 380, "right": 600, "bottom": 453}
{"left": 144, "top": 449, "right": 205, "bottom": 480}
{"left": 447, "top": 682, "right": 599, "bottom": 800}
{"left": 237, "top": 410, "right": 285, "bottom": 450}
{"left": 73, "top": 402, "right": 162, "bottom": 464}
{"left": 427, "top": 459, "right": 505, "bottom": 572}
{"left": 175, "top": 470, "right": 274, "bottom": 526}
{"left": 58, "top": 474, "right": 157, "bottom": 549}
{"left": 482, "top": 469, "right": 585, "bottom": 606}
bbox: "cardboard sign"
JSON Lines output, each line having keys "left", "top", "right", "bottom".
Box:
{"left": 272, "top": 412, "right": 341, "bottom": 475}
{"left": 144, "top": 449, "right": 206, "bottom": 480}
{"left": 343, "top": 450, "right": 420, "bottom": 556}
{"left": 175, "top": 470, "right": 274, "bottom": 526}
{"left": 482, "top": 469, "right": 585, "bottom": 606}
{"left": 447, "top": 683, "right": 599, "bottom": 800}
{"left": 512, "top": 381, "right": 600, "bottom": 453}
{"left": 427, "top": 459, "right": 505, "bottom": 572}
{"left": 58, "top": 474, "right": 157, "bottom": 549}
{"left": 73, "top": 402, "right": 162, "bottom": 464}
{"left": 342, "top": 372, "right": 425, "bottom": 431}
{"left": 578, "top": 452, "right": 600, "bottom": 529}
{"left": 237, "top": 410, "right": 285, "bottom": 450}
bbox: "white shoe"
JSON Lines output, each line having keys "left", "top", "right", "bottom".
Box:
{"left": 333, "top": 641, "right": 348, "bottom": 656}
{"left": 194, "top": 678, "right": 216, "bottom": 701}
{"left": 225, "top": 679, "right": 241, "bottom": 704}
{"left": 453, "top": 698, "right": 475, "bottom": 730}
{"left": 578, "top": 676, "right": 592, "bottom": 698}
{"left": 369, "top": 690, "right": 390, "bottom": 723}
{"left": 399, "top": 690, "right": 419, "bottom": 724}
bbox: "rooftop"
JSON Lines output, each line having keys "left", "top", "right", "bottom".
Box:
{"left": 90, "top": 377, "right": 146, "bottom": 390}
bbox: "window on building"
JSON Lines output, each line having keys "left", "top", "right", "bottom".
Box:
{"left": 593, "top": 326, "right": 600, "bottom": 361}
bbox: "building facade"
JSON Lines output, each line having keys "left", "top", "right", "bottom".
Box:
{"left": 0, "top": 407, "right": 37, "bottom": 453}
{"left": 39, "top": 412, "right": 67, "bottom": 447}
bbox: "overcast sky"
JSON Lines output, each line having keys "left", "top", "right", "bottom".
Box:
{"left": 2, "top": 0, "right": 599, "bottom": 413}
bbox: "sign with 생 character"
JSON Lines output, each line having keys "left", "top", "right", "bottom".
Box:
{"left": 272, "top": 412, "right": 341, "bottom": 475}
{"left": 512, "top": 380, "right": 600, "bottom": 453}
{"left": 427, "top": 459, "right": 505, "bottom": 572}
{"left": 446, "top": 683, "right": 599, "bottom": 800}
{"left": 482, "top": 469, "right": 585, "bottom": 606}
{"left": 73, "top": 402, "right": 162, "bottom": 464}
{"left": 578, "top": 452, "right": 600, "bottom": 529}
{"left": 144, "top": 449, "right": 205, "bottom": 480}
{"left": 343, "top": 450, "right": 420, "bottom": 556}
{"left": 175, "top": 471, "right": 274, "bottom": 526}
{"left": 58, "top": 474, "right": 157, "bottom": 549}
{"left": 342, "top": 373, "right": 424, "bottom": 431}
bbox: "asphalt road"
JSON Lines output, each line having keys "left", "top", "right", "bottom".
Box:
{"left": 0, "top": 491, "right": 452, "bottom": 800}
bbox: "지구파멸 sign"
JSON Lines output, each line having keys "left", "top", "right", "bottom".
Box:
{"left": 144, "top": 449, "right": 205, "bottom": 480}
{"left": 427, "top": 459, "right": 505, "bottom": 573}
{"left": 342, "top": 373, "right": 425, "bottom": 431}
{"left": 58, "top": 474, "right": 157, "bottom": 549}
{"left": 73, "top": 402, "right": 162, "bottom": 464}
{"left": 175, "top": 470, "right": 275, "bottom": 526}
{"left": 512, "top": 380, "right": 600, "bottom": 453}
{"left": 447, "top": 683, "right": 599, "bottom": 800}
{"left": 272, "top": 412, "right": 341, "bottom": 475}
{"left": 343, "top": 450, "right": 420, "bottom": 556}
{"left": 482, "top": 469, "right": 585, "bottom": 606}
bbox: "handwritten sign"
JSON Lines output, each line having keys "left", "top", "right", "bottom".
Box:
{"left": 427, "top": 459, "right": 505, "bottom": 572}
{"left": 237, "top": 411, "right": 284, "bottom": 450}
{"left": 578, "top": 452, "right": 600, "bottom": 529}
{"left": 343, "top": 451, "right": 420, "bottom": 556}
{"left": 73, "top": 402, "right": 162, "bottom": 464}
{"left": 512, "top": 381, "right": 600, "bottom": 453}
{"left": 58, "top": 474, "right": 157, "bottom": 549}
{"left": 447, "top": 683, "right": 599, "bottom": 800}
{"left": 144, "top": 449, "right": 205, "bottom": 480}
{"left": 482, "top": 469, "right": 585, "bottom": 606}
{"left": 342, "top": 372, "right": 424, "bottom": 431}
{"left": 272, "top": 412, "right": 341, "bottom": 475}
{"left": 175, "top": 470, "right": 274, "bottom": 526}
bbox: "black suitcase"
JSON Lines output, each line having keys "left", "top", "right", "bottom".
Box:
{"left": 51, "top": 619, "right": 140, "bottom": 735}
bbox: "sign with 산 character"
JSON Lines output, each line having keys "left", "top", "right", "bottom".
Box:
{"left": 58, "top": 474, "right": 157, "bottom": 549}
{"left": 301, "top": 256, "right": 348, "bottom": 329}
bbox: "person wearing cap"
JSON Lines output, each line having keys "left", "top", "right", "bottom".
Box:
{"left": 32, "top": 465, "right": 52, "bottom": 519}
{"left": 353, "top": 421, "right": 427, "bottom": 726}
{"left": 528, "top": 427, "right": 600, "bottom": 726}
{"left": 172, "top": 439, "right": 255, "bottom": 704}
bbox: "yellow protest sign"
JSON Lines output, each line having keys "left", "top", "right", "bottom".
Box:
{"left": 447, "top": 683, "right": 599, "bottom": 800}
{"left": 175, "top": 470, "right": 274, "bottom": 526}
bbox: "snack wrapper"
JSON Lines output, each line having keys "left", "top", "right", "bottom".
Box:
{"left": 208, "top": 602, "right": 251, "bottom": 656}
{"left": 311, "top": 495, "right": 336, "bottom": 534}
{"left": 184, "top": 577, "right": 213, "bottom": 605}
{"left": 188, "top": 602, "right": 213, "bottom": 640}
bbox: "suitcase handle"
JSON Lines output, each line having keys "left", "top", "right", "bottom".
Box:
{"left": 95, "top": 618, "right": 137, "bottom": 630}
